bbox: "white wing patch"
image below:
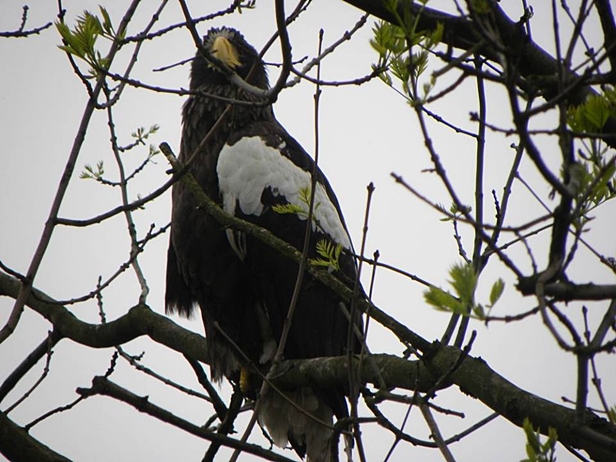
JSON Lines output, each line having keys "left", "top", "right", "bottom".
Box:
{"left": 217, "top": 136, "right": 351, "bottom": 249}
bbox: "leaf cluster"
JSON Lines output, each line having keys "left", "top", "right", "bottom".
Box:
{"left": 126, "top": 125, "right": 162, "bottom": 160}
{"left": 521, "top": 418, "right": 558, "bottom": 462}
{"left": 370, "top": 4, "right": 443, "bottom": 104}
{"left": 567, "top": 88, "right": 616, "bottom": 209}
{"left": 570, "top": 159, "right": 615, "bottom": 212}
{"left": 567, "top": 89, "right": 616, "bottom": 134}
{"left": 271, "top": 202, "right": 308, "bottom": 217}
{"left": 312, "top": 239, "right": 342, "bottom": 271}
{"left": 564, "top": 91, "right": 616, "bottom": 215}
{"left": 438, "top": 202, "right": 472, "bottom": 222}
{"left": 80, "top": 160, "right": 105, "bottom": 180}
{"left": 131, "top": 125, "right": 160, "bottom": 144}
{"left": 80, "top": 125, "right": 160, "bottom": 185}
{"left": 56, "top": 7, "right": 121, "bottom": 75}
{"left": 561, "top": 91, "right": 616, "bottom": 233}
{"left": 423, "top": 263, "right": 504, "bottom": 319}
{"left": 272, "top": 186, "right": 323, "bottom": 225}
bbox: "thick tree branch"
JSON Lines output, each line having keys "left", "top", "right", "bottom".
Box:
{"left": 0, "top": 273, "right": 209, "bottom": 363}
{"left": 595, "top": 0, "right": 616, "bottom": 74}
{"left": 0, "top": 411, "right": 71, "bottom": 462}
{"left": 275, "top": 348, "right": 616, "bottom": 460}
{"left": 517, "top": 278, "right": 616, "bottom": 301}
{"left": 429, "top": 344, "right": 616, "bottom": 461}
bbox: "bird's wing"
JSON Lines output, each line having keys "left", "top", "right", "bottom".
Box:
{"left": 216, "top": 120, "right": 360, "bottom": 362}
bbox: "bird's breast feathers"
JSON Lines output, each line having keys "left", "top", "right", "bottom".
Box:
{"left": 216, "top": 135, "right": 351, "bottom": 249}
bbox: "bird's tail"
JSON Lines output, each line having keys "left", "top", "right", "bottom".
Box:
{"left": 259, "top": 386, "right": 340, "bottom": 462}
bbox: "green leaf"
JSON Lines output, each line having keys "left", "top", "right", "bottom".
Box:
{"left": 522, "top": 419, "right": 541, "bottom": 460}
{"left": 271, "top": 203, "right": 306, "bottom": 216}
{"left": 298, "top": 186, "right": 312, "bottom": 207}
{"left": 585, "top": 95, "right": 611, "bottom": 130}
{"left": 472, "top": 303, "right": 486, "bottom": 319}
{"left": 384, "top": 0, "right": 399, "bottom": 14}
{"left": 99, "top": 6, "right": 115, "bottom": 37}
{"left": 423, "top": 262, "right": 509, "bottom": 319}
{"left": 312, "top": 239, "right": 342, "bottom": 271}
{"left": 568, "top": 93, "right": 616, "bottom": 133}
{"left": 607, "top": 405, "right": 616, "bottom": 423}
{"left": 424, "top": 286, "right": 462, "bottom": 314}
{"left": 489, "top": 278, "right": 505, "bottom": 306}
{"left": 449, "top": 263, "right": 477, "bottom": 307}
{"left": 55, "top": 8, "right": 119, "bottom": 71}
{"left": 520, "top": 418, "right": 558, "bottom": 462}
{"left": 428, "top": 22, "right": 444, "bottom": 47}
{"left": 148, "top": 144, "right": 160, "bottom": 159}
{"left": 80, "top": 160, "right": 105, "bottom": 180}
{"left": 590, "top": 162, "right": 616, "bottom": 204}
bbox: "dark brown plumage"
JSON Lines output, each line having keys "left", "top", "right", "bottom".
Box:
{"left": 165, "top": 27, "right": 362, "bottom": 461}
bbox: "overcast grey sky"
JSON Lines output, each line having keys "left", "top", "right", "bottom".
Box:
{"left": 1, "top": 1, "right": 614, "bottom": 461}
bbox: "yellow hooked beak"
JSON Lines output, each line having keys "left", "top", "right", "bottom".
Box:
{"left": 211, "top": 36, "right": 241, "bottom": 69}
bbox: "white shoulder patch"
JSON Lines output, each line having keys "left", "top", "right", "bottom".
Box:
{"left": 217, "top": 136, "right": 351, "bottom": 249}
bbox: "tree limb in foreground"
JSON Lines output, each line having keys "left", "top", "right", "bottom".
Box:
{"left": 1, "top": 271, "right": 615, "bottom": 460}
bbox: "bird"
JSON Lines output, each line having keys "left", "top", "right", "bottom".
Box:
{"left": 165, "top": 26, "right": 362, "bottom": 461}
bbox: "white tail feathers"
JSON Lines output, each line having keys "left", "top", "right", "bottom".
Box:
{"left": 259, "top": 387, "right": 335, "bottom": 462}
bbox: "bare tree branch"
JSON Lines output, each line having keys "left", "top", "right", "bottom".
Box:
{"left": 77, "top": 376, "right": 295, "bottom": 462}
{"left": 0, "top": 411, "right": 71, "bottom": 462}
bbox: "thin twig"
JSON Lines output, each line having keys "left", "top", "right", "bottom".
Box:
{"left": 104, "top": 87, "right": 149, "bottom": 303}
{"left": 419, "top": 398, "right": 457, "bottom": 462}
{"left": 0, "top": 5, "right": 52, "bottom": 38}
{"left": 0, "top": 331, "right": 61, "bottom": 406}
{"left": 5, "top": 332, "right": 56, "bottom": 415}
{"left": 25, "top": 396, "right": 85, "bottom": 430}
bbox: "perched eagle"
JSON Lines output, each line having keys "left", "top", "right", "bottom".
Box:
{"left": 165, "top": 27, "right": 362, "bottom": 461}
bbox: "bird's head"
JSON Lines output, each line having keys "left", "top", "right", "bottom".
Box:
{"left": 190, "top": 27, "right": 269, "bottom": 91}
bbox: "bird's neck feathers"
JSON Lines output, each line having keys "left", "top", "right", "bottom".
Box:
{"left": 184, "top": 79, "right": 272, "bottom": 132}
